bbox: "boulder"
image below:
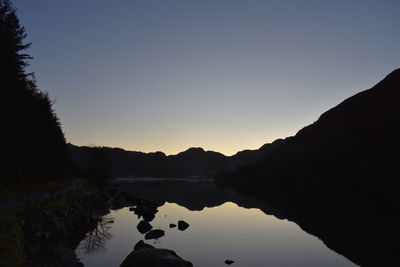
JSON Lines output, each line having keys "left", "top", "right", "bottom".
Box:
{"left": 144, "top": 229, "right": 165, "bottom": 240}
{"left": 225, "top": 259, "right": 234, "bottom": 265}
{"left": 137, "top": 220, "right": 153, "bottom": 234}
{"left": 178, "top": 220, "right": 189, "bottom": 231}
{"left": 120, "top": 243, "right": 193, "bottom": 267}
{"left": 169, "top": 223, "right": 177, "bottom": 228}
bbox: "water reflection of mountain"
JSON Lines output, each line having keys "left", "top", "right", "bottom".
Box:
{"left": 112, "top": 179, "right": 283, "bottom": 216}
{"left": 114, "top": 179, "right": 397, "bottom": 267}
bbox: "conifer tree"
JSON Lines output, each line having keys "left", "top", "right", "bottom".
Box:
{"left": 0, "top": 0, "right": 73, "bottom": 187}
{"left": 0, "top": 0, "right": 31, "bottom": 83}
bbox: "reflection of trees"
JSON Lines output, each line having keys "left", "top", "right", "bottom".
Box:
{"left": 79, "top": 218, "right": 113, "bottom": 254}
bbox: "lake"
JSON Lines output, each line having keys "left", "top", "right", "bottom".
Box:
{"left": 76, "top": 179, "right": 358, "bottom": 267}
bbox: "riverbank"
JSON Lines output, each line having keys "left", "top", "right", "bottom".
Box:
{"left": 0, "top": 183, "right": 110, "bottom": 267}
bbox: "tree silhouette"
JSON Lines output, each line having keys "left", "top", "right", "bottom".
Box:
{"left": 0, "top": 0, "right": 31, "bottom": 83}
{"left": 0, "top": 0, "right": 74, "bottom": 188}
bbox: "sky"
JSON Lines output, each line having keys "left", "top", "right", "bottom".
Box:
{"left": 13, "top": 0, "right": 400, "bottom": 155}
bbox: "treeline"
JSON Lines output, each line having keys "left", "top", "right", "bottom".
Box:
{"left": 0, "top": 0, "right": 73, "bottom": 188}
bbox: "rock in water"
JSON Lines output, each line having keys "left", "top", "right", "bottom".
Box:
{"left": 178, "top": 220, "right": 189, "bottom": 231}
{"left": 225, "top": 259, "right": 234, "bottom": 265}
{"left": 137, "top": 220, "right": 153, "bottom": 234}
{"left": 120, "top": 244, "right": 193, "bottom": 267}
{"left": 144, "top": 229, "right": 165, "bottom": 240}
{"left": 142, "top": 212, "right": 156, "bottom": 222}
{"left": 132, "top": 199, "right": 158, "bottom": 222}
{"left": 169, "top": 223, "right": 177, "bottom": 228}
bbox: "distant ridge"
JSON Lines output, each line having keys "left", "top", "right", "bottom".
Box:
{"left": 68, "top": 138, "right": 284, "bottom": 178}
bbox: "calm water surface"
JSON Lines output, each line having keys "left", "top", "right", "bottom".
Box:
{"left": 76, "top": 179, "right": 358, "bottom": 267}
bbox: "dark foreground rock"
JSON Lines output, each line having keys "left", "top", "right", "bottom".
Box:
{"left": 120, "top": 241, "right": 193, "bottom": 267}
{"left": 144, "top": 229, "right": 165, "bottom": 240}
{"left": 134, "top": 240, "right": 155, "bottom": 250}
{"left": 178, "top": 220, "right": 189, "bottom": 231}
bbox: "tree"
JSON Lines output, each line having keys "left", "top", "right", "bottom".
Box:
{"left": 0, "top": 0, "right": 31, "bottom": 84}
{"left": 0, "top": 0, "right": 74, "bottom": 188}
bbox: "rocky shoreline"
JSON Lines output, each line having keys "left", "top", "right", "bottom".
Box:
{"left": 26, "top": 184, "right": 195, "bottom": 267}
{"left": 25, "top": 191, "right": 110, "bottom": 267}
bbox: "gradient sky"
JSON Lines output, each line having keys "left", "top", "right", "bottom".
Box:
{"left": 13, "top": 0, "right": 400, "bottom": 155}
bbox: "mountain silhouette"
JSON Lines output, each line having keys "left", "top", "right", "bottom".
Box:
{"left": 68, "top": 139, "right": 284, "bottom": 179}
{"left": 225, "top": 69, "right": 400, "bottom": 187}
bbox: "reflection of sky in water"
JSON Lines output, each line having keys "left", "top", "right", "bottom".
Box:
{"left": 77, "top": 202, "right": 358, "bottom": 267}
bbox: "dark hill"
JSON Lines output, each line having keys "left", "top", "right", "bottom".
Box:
{"left": 229, "top": 69, "right": 400, "bottom": 188}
